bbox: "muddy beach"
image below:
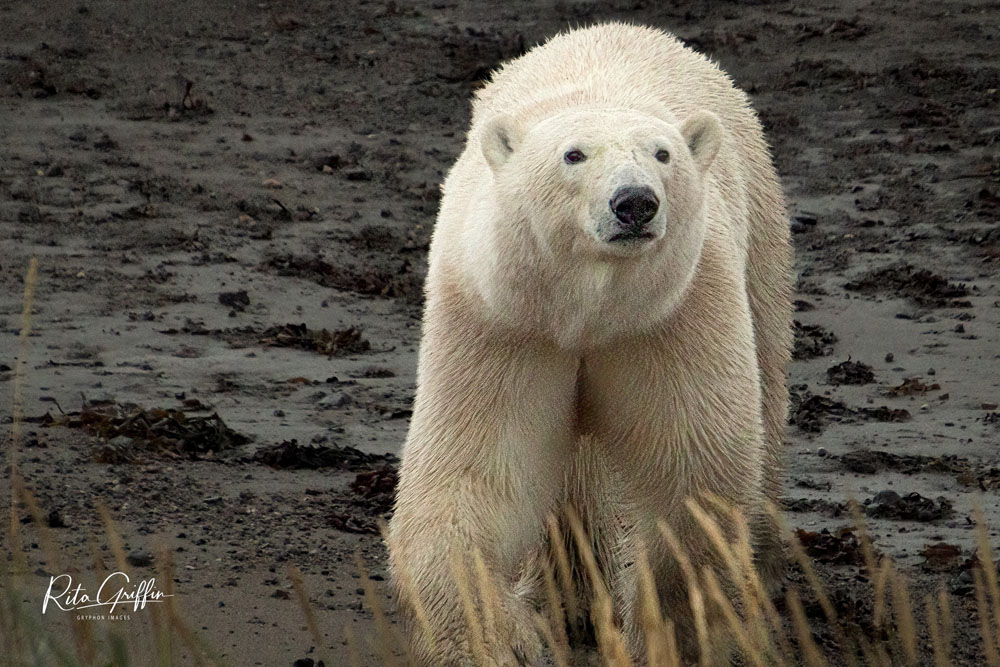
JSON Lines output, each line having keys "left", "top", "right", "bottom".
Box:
{"left": 2, "top": 0, "right": 999, "bottom": 664}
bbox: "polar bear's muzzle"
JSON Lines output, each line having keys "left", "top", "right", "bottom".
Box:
{"left": 608, "top": 185, "right": 659, "bottom": 242}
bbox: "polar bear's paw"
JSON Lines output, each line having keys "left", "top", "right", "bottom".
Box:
{"left": 418, "top": 599, "right": 542, "bottom": 667}
{"left": 480, "top": 598, "right": 544, "bottom": 667}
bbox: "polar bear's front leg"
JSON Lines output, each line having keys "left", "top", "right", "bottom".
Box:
{"left": 578, "top": 246, "right": 767, "bottom": 663}
{"left": 388, "top": 315, "right": 579, "bottom": 667}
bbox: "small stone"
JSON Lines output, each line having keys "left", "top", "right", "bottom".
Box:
{"left": 871, "top": 490, "right": 901, "bottom": 505}
{"left": 344, "top": 168, "right": 372, "bottom": 181}
{"left": 218, "top": 290, "right": 250, "bottom": 312}
{"left": 203, "top": 496, "right": 223, "bottom": 505}
{"left": 320, "top": 391, "right": 352, "bottom": 408}
{"left": 816, "top": 447, "right": 828, "bottom": 457}
{"left": 885, "top": 352, "right": 894, "bottom": 363}
{"left": 927, "top": 368, "right": 936, "bottom": 375}
{"left": 93, "top": 134, "right": 118, "bottom": 151}
{"left": 126, "top": 550, "right": 154, "bottom": 567}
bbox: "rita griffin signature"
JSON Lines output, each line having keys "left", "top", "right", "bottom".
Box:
{"left": 42, "top": 572, "right": 172, "bottom": 615}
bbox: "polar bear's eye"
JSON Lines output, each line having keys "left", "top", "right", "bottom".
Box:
{"left": 654, "top": 149, "right": 671, "bottom": 163}
{"left": 563, "top": 149, "right": 586, "bottom": 164}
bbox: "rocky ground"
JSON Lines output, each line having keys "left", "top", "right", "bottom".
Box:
{"left": 1, "top": 0, "right": 998, "bottom": 665}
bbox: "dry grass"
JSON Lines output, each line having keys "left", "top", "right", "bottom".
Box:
{"left": 374, "top": 497, "right": 996, "bottom": 667}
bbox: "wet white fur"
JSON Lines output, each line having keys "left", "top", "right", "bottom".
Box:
{"left": 388, "top": 22, "right": 792, "bottom": 666}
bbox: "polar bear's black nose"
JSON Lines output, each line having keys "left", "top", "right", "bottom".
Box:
{"left": 610, "top": 186, "right": 659, "bottom": 229}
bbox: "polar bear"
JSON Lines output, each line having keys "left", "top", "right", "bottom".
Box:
{"left": 388, "top": 21, "right": 792, "bottom": 666}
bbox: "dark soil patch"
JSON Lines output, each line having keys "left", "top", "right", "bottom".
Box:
{"left": 791, "top": 393, "right": 852, "bottom": 432}
{"left": 826, "top": 360, "right": 875, "bottom": 385}
{"left": 345, "top": 224, "right": 399, "bottom": 251}
{"left": 843, "top": 263, "right": 970, "bottom": 307}
{"left": 796, "top": 527, "right": 868, "bottom": 565}
{"left": 863, "top": 490, "right": 952, "bottom": 522}
{"left": 797, "top": 579, "right": 880, "bottom": 647}
{"left": 784, "top": 497, "right": 848, "bottom": 517}
{"left": 328, "top": 467, "right": 398, "bottom": 536}
{"left": 248, "top": 439, "right": 397, "bottom": 471}
{"left": 327, "top": 512, "right": 381, "bottom": 535}
{"left": 793, "top": 321, "right": 837, "bottom": 359}
{"left": 218, "top": 290, "right": 250, "bottom": 312}
{"left": 883, "top": 377, "right": 941, "bottom": 396}
{"left": 920, "top": 542, "right": 964, "bottom": 572}
{"left": 790, "top": 390, "right": 910, "bottom": 432}
{"left": 158, "top": 320, "right": 372, "bottom": 357}
{"left": 840, "top": 450, "right": 967, "bottom": 476}
{"left": 264, "top": 254, "right": 425, "bottom": 303}
{"left": 350, "top": 467, "right": 397, "bottom": 510}
{"left": 349, "top": 367, "right": 396, "bottom": 379}
{"left": 973, "top": 468, "right": 1000, "bottom": 491}
{"left": 51, "top": 400, "right": 250, "bottom": 463}
{"left": 839, "top": 449, "right": 1000, "bottom": 491}
{"left": 855, "top": 405, "right": 912, "bottom": 423}
{"left": 258, "top": 323, "right": 371, "bottom": 357}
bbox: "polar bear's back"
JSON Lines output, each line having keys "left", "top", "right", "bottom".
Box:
{"left": 472, "top": 22, "right": 759, "bottom": 141}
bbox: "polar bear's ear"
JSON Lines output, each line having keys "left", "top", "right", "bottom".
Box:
{"left": 481, "top": 114, "right": 521, "bottom": 171}
{"left": 681, "top": 111, "right": 723, "bottom": 174}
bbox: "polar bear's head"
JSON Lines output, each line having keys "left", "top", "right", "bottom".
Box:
{"left": 480, "top": 108, "right": 722, "bottom": 261}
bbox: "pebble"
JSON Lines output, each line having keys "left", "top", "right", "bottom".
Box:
{"left": 871, "top": 490, "right": 901, "bottom": 505}
{"left": 320, "top": 391, "right": 352, "bottom": 408}
{"left": 126, "top": 549, "right": 154, "bottom": 567}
